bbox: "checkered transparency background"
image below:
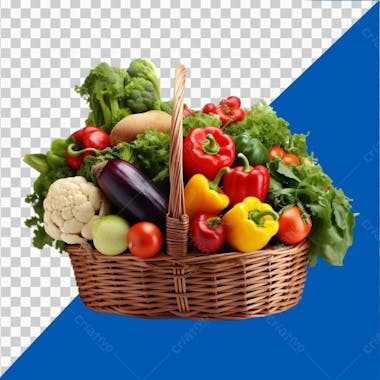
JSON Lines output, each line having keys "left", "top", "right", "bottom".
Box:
{"left": 0, "top": 0, "right": 375, "bottom": 374}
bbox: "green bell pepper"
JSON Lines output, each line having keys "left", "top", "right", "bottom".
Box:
{"left": 233, "top": 133, "right": 269, "bottom": 166}
{"left": 24, "top": 139, "right": 69, "bottom": 173}
{"left": 50, "top": 138, "right": 67, "bottom": 157}
{"left": 46, "top": 139, "right": 68, "bottom": 168}
{"left": 46, "top": 151, "right": 67, "bottom": 168}
{"left": 23, "top": 153, "right": 49, "bottom": 173}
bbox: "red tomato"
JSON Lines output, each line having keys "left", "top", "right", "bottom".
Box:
{"left": 215, "top": 104, "right": 232, "bottom": 126}
{"left": 190, "top": 213, "right": 227, "bottom": 254}
{"left": 269, "top": 146, "right": 300, "bottom": 166}
{"left": 230, "top": 107, "right": 246, "bottom": 123}
{"left": 224, "top": 96, "right": 241, "bottom": 108}
{"left": 283, "top": 154, "right": 300, "bottom": 166}
{"left": 269, "top": 146, "right": 285, "bottom": 160}
{"left": 276, "top": 206, "right": 312, "bottom": 245}
{"left": 183, "top": 105, "right": 192, "bottom": 116}
{"left": 203, "top": 103, "right": 217, "bottom": 114}
{"left": 127, "top": 222, "right": 162, "bottom": 258}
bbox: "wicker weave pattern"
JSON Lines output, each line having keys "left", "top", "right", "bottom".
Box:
{"left": 67, "top": 64, "right": 310, "bottom": 319}
{"left": 67, "top": 240, "right": 309, "bottom": 319}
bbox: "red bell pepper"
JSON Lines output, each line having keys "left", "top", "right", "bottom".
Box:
{"left": 183, "top": 127, "right": 235, "bottom": 180}
{"left": 66, "top": 126, "right": 110, "bottom": 169}
{"left": 190, "top": 212, "right": 227, "bottom": 254}
{"left": 222, "top": 153, "right": 270, "bottom": 205}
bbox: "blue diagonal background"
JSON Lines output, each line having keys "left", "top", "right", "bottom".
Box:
{"left": 2, "top": 3, "right": 378, "bottom": 379}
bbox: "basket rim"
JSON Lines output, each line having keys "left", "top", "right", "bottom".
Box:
{"left": 66, "top": 239, "right": 310, "bottom": 264}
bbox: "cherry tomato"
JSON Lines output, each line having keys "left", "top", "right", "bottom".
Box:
{"left": 276, "top": 206, "right": 312, "bottom": 245}
{"left": 269, "top": 146, "right": 300, "bottom": 166}
{"left": 215, "top": 104, "right": 232, "bottom": 125}
{"left": 224, "top": 96, "right": 241, "bottom": 108}
{"left": 127, "top": 222, "right": 163, "bottom": 259}
{"left": 283, "top": 154, "right": 300, "bottom": 166}
{"left": 203, "top": 103, "right": 217, "bottom": 114}
{"left": 190, "top": 213, "right": 227, "bottom": 254}
{"left": 183, "top": 105, "right": 192, "bottom": 116}
{"left": 230, "top": 107, "right": 246, "bottom": 123}
{"left": 206, "top": 97, "right": 245, "bottom": 126}
{"left": 269, "top": 146, "right": 285, "bottom": 160}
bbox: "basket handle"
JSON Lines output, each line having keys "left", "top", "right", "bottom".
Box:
{"left": 166, "top": 64, "right": 189, "bottom": 257}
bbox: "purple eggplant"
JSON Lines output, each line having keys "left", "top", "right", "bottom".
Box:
{"left": 93, "top": 159, "right": 168, "bottom": 231}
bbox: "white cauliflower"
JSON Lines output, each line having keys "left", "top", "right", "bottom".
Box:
{"left": 43, "top": 176, "right": 110, "bottom": 245}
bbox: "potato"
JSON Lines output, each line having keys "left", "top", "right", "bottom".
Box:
{"left": 110, "top": 110, "right": 172, "bottom": 146}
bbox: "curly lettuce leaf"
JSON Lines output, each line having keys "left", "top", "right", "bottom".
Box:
{"left": 182, "top": 112, "right": 222, "bottom": 136}
{"left": 225, "top": 100, "right": 308, "bottom": 157}
{"left": 130, "top": 129, "right": 170, "bottom": 194}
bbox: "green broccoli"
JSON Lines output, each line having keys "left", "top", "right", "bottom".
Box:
{"left": 76, "top": 60, "right": 163, "bottom": 132}
{"left": 124, "top": 77, "right": 161, "bottom": 113}
{"left": 127, "top": 58, "right": 161, "bottom": 101}
{"left": 75, "top": 62, "right": 131, "bottom": 133}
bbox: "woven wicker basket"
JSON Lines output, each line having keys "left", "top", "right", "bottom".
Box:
{"left": 67, "top": 64, "right": 309, "bottom": 320}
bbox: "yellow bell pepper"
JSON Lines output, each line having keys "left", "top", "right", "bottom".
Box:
{"left": 185, "top": 167, "right": 230, "bottom": 220}
{"left": 222, "top": 196, "right": 279, "bottom": 252}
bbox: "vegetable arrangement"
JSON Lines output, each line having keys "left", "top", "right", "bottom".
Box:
{"left": 24, "top": 59, "right": 354, "bottom": 267}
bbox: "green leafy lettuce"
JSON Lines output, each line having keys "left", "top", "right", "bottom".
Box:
{"left": 225, "top": 100, "right": 308, "bottom": 157}
{"left": 183, "top": 112, "right": 222, "bottom": 136}
{"left": 130, "top": 129, "right": 170, "bottom": 195}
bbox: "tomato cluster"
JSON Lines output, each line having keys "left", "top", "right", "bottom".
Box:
{"left": 202, "top": 96, "right": 246, "bottom": 126}
{"left": 269, "top": 146, "right": 300, "bottom": 166}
